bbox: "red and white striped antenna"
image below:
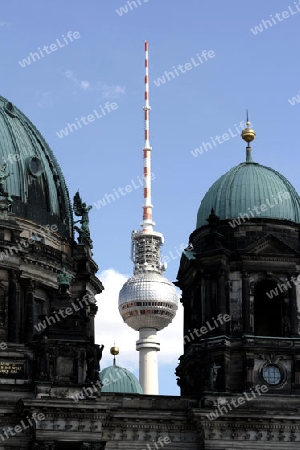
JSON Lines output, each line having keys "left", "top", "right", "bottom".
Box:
{"left": 142, "top": 40, "right": 154, "bottom": 232}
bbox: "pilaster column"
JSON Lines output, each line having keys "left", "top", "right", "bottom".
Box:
{"left": 24, "top": 279, "right": 36, "bottom": 341}
{"left": 8, "top": 269, "right": 21, "bottom": 342}
{"left": 217, "top": 269, "right": 227, "bottom": 333}
{"left": 242, "top": 271, "right": 251, "bottom": 333}
{"left": 290, "top": 276, "right": 298, "bottom": 336}
{"left": 246, "top": 357, "right": 254, "bottom": 389}
{"left": 204, "top": 274, "right": 213, "bottom": 323}
{"left": 89, "top": 300, "right": 98, "bottom": 342}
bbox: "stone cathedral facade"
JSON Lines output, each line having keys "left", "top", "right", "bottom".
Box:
{"left": 176, "top": 122, "right": 300, "bottom": 448}
{"left": 0, "top": 96, "right": 300, "bottom": 450}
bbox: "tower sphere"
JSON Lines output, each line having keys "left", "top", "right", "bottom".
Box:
{"left": 118, "top": 272, "right": 178, "bottom": 331}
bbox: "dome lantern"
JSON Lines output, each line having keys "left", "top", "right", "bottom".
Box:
{"left": 110, "top": 345, "right": 119, "bottom": 366}
{"left": 241, "top": 111, "right": 256, "bottom": 163}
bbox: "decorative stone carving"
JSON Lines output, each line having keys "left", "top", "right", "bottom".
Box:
{"left": 57, "top": 268, "right": 72, "bottom": 294}
{"left": 86, "top": 343, "right": 104, "bottom": 382}
{"left": 73, "top": 191, "right": 93, "bottom": 248}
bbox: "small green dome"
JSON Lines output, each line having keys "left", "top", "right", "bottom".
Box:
{"left": 100, "top": 365, "right": 143, "bottom": 394}
{"left": 197, "top": 160, "right": 300, "bottom": 228}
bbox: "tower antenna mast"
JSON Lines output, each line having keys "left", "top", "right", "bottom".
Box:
{"left": 142, "top": 40, "right": 154, "bottom": 232}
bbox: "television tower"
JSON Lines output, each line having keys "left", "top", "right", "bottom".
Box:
{"left": 118, "top": 41, "right": 178, "bottom": 395}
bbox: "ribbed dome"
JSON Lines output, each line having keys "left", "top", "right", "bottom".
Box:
{"left": 197, "top": 160, "right": 300, "bottom": 228}
{"left": 100, "top": 365, "right": 143, "bottom": 394}
{"left": 0, "top": 95, "right": 72, "bottom": 237}
{"left": 118, "top": 272, "right": 178, "bottom": 331}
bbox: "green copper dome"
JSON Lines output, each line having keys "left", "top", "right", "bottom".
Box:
{"left": 197, "top": 154, "right": 300, "bottom": 228}
{"left": 0, "top": 95, "right": 72, "bottom": 236}
{"left": 100, "top": 365, "right": 143, "bottom": 394}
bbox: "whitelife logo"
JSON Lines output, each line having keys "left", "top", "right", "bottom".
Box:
{"left": 18, "top": 31, "right": 81, "bottom": 68}
{"left": 228, "top": 191, "right": 291, "bottom": 228}
{"left": 153, "top": 50, "right": 215, "bottom": 87}
{"left": 116, "top": 0, "right": 150, "bottom": 16}
{"left": 0, "top": 224, "right": 58, "bottom": 262}
{"left": 141, "top": 437, "right": 171, "bottom": 450}
{"left": 206, "top": 385, "right": 269, "bottom": 421}
{"left": 0, "top": 413, "right": 45, "bottom": 442}
{"left": 266, "top": 275, "right": 300, "bottom": 299}
{"left": 55, "top": 102, "right": 118, "bottom": 139}
{"left": 93, "top": 173, "right": 155, "bottom": 209}
{"left": 184, "top": 314, "right": 231, "bottom": 345}
{"left": 250, "top": 2, "right": 300, "bottom": 35}
{"left": 288, "top": 89, "right": 300, "bottom": 106}
{"left": 0, "top": 341, "right": 7, "bottom": 351}
{"left": 34, "top": 294, "right": 95, "bottom": 332}
{"left": 72, "top": 366, "right": 131, "bottom": 402}
{"left": 191, "top": 121, "right": 248, "bottom": 157}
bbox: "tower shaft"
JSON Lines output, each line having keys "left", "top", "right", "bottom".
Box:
{"left": 136, "top": 328, "right": 160, "bottom": 395}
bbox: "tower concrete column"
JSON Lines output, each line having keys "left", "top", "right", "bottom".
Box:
{"left": 136, "top": 327, "right": 160, "bottom": 395}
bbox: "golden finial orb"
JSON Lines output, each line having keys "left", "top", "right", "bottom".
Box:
{"left": 241, "top": 113, "right": 256, "bottom": 144}
{"left": 110, "top": 346, "right": 119, "bottom": 356}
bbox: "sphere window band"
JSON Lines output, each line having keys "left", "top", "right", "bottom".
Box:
{"left": 120, "top": 301, "right": 177, "bottom": 310}
{"left": 122, "top": 310, "right": 174, "bottom": 319}
{"left": 262, "top": 364, "right": 282, "bottom": 385}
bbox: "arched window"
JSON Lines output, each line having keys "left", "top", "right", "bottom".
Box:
{"left": 254, "top": 280, "right": 283, "bottom": 337}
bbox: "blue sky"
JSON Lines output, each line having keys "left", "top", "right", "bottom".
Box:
{"left": 1, "top": 1, "right": 300, "bottom": 395}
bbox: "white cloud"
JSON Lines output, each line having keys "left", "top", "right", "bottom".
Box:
{"left": 98, "top": 83, "right": 126, "bottom": 99}
{"left": 64, "top": 70, "right": 90, "bottom": 91}
{"left": 95, "top": 268, "right": 183, "bottom": 374}
{"left": 35, "top": 91, "right": 52, "bottom": 108}
{"left": 80, "top": 80, "right": 90, "bottom": 90}
{"left": 63, "top": 70, "right": 126, "bottom": 98}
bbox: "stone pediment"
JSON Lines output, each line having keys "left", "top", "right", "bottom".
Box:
{"left": 244, "top": 234, "right": 297, "bottom": 256}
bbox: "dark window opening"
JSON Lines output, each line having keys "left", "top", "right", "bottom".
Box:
{"left": 33, "top": 298, "right": 44, "bottom": 331}
{"left": 254, "top": 280, "right": 283, "bottom": 337}
{"left": 55, "top": 443, "right": 106, "bottom": 450}
{"left": 0, "top": 288, "right": 5, "bottom": 326}
{"left": 53, "top": 443, "right": 81, "bottom": 450}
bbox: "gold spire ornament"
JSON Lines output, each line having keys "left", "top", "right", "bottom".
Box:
{"left": 110, "top": 345, "right": 119, "bottom": 366}
{"left": 241, "top": 110, "right": 256, "bottom": 144}
{"left": 241, "top": 111, "right": 256, "bottom": 163}
{"left": 110, "top": 345, "right": 119, "bottom": 356}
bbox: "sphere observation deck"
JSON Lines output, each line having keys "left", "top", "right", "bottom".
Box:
{"left": 118, "top": 271, "right": 178, "bottom": 331}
